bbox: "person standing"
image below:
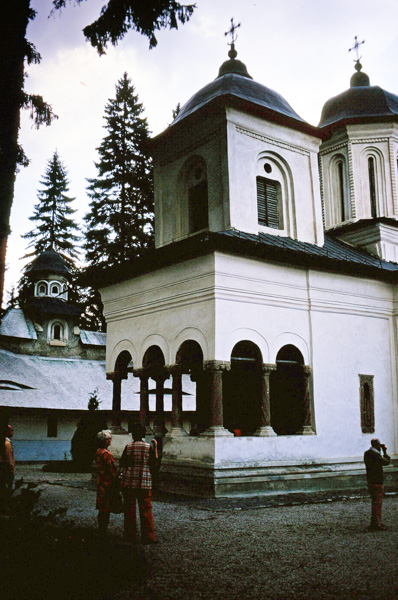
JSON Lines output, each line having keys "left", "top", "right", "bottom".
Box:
{"left": 120, "top": 423, "right": 158, "bottom": 545}
{"left": 95, "top": 430, "right": 118, "bottom": 538}
{"left": 0, "top": 425, "right": 16, "bottom": 503}
{"left": 364, "top": 438, "right": 391, "bottom": 531}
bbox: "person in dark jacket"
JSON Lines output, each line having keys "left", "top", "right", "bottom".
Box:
{"left": 364, "top": 438, "right": 391, "bottom": 531}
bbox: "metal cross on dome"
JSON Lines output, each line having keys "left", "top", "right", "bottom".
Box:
{"left": 225, "top": 18, "right": 241, "bottom": 45}
{"left": 349, "top": 35, "right": 365, "bottom": 62}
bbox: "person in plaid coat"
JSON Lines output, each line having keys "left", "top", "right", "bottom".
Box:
{"left": 120, "top": 423, "right": 158, "bottom": 544}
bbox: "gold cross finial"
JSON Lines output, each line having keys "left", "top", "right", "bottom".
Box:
{"left": 349, "top": 35, "right": 365, "bottom": 62}
{"left": 225, "top": 18, "right": 241, "bottom": 46}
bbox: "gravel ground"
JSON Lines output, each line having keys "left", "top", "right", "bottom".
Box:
{"left": 17, "top": 465, "right": 398, "bottom": 600}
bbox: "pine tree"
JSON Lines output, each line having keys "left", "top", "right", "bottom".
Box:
{"left": 22, "top": 150, "right": 80, "bottom": 259}
{"left": 84, "top": 72, "right": 154, "bottom": 269}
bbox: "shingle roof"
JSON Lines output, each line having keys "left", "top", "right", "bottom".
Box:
{"left": 25, "top": 297, "right": 81, "bottom": 317}
{"left": 0, "top": 308, "right": 37, "bottom": 340}
{"left": 0, "top": 349, "right": 196, "bottom": 411}
{"left": 26, "top": 247, "right": 72, "bottom": 276}
{"left": 86, "top": 228, "right": 398, "bottom": 291}
{"left": 80, "top": 330, "right": 106, "bottom": 347}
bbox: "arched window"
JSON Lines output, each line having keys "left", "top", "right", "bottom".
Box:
{"left": 329, "top": 154, "right": 349, "bottom": 224}
{"left": 360, "top": 374, "right": 375, "bottom": 433}
{"left": 50, "top": 283, "right": 60, "bottom": 297}
{"left": 256, "top": 176, "right": 283, "bottom": 229}
{"left": 337, "top": 160, "right": 346, "bottom": 221}
{"left": 187, "top": 164, "right": 208, "bottom": 234}
{"left": 368, "top": 157, "right": 377, "bottom": 218}
{"left": 37, "top": 282, "right": 47, "bottom": 296}
{"left": 50, "top": 321, "right": 65, "bottom": 341}
{"left": 256, "top": 156, "right": 291, "bottom": 234}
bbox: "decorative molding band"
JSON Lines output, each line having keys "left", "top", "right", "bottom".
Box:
{"left": 389, "top": 138, "right": 398, "bottom": 214}
{"left": 235, "top": 125, "right": 310, "bottom": 157}
{"left": 347, "top": 142, "right": 356, "bottom": 218}
{"left": 351, "top": 137, "right": 390, "bottom": 145}
{"left": 319, "top": 141, "right": 348, "bottom": 156}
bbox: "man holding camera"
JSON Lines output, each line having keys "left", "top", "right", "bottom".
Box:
{"left": 364, "top": 438, "right": 391, "bottom": 531}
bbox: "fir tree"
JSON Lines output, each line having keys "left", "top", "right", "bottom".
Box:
{"left": 22, "top": 150, "right": 80, "bottom": 260}
{"left": 84, "top": 72, "right": 154, "bottom": 269}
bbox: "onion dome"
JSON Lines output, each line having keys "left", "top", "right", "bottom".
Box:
{"left": 25, "top": 246, "right": 71, "bottom": 276}
{"left": 319, "top": 61, "right": 398, "bottom": 130}
{"left": 172, "top": 44, "right": 306, "bottom": 127}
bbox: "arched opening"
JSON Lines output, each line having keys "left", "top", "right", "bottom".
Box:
{"left": 37, "top": 282, "right": 47, "bottom": 296}
{"left": 176, "top": 340, "right": 204, "bottom": 434}
{"left": 368, "top": 156, "right": 377, "bottom": 218}
{"left": 143, "top": 345, "right": 165, "bottom": 370}
{"left": 184, "top": 159, "right": 208, "bottom": 235}
{"left": 53, "top": 323, "right": 62, "bottom": 340}
{"left": 224, "top": 341, "right": 262, "bottom": 435}
{"left": 115, "top": 350, "right": 133, "bottom": 379}
{"left": 270, "top": 345, "right": 305, "bottom": 435}
{"left": 50, "top": 283, "right": 60, "bottom": 297}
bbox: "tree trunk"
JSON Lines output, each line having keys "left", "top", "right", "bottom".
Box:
{"left": 0, "top": 1, "right": 31, "bottom": 309}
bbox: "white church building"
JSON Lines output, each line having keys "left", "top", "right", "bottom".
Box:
{"left": 95, "top": 40, "right": 398, "bottom": 496}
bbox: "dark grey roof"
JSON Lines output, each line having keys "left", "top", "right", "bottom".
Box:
{"left": 173, "top": 72, "right": 305, "bottom": 127}
{"left": 218, "top": 229, "right": 398, "bottom": 274}
{"left": 26, "top": 247, "right": 72, "bottom": 276}
{"left": 0, "top": 308, "right": 37, "bottom": 340}
{"left": 25, "top": 297, "right": 81, "bottom": 317}
{"left": 319, "top": 65, "right": 398, "bottom": 130}
{"left": 80, "top": 330, "right": 106, "bottom": 347}
{"left": 0, "top": 349, "right": 195, "bottom": 411}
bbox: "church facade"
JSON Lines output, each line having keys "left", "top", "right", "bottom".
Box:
{"left": 96, "top": 44, "right": 398, "bottom": 496}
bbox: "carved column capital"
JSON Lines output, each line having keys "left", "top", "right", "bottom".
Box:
{"left": 262, "top": 363, "right": 277, "bottom": 373}
{"left": 303, "top": 365, "right": 312, "bottom": 376}
{"left": 203, "top": 360, "right": 231, "bottom": 372}
{"left": 133, "top": 367, "right": 149, "bottom": 379}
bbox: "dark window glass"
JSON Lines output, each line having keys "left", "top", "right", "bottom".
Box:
{"left": 188, "top": 181, "right": 208, "bottom": 233}
{"left": 257, "top": 176, "right": 281, "bottom": 229}
{"left": 337, "top": 161, "right": 345, "bottom": 221}
{"left": 368, "top": 157, "right": 377, "bottom": 218}
{"left": 360, "top": 375, "right": 375, "bottom": 433}
{"left": 53, "top": 324, "right": 62, "bottom": 340}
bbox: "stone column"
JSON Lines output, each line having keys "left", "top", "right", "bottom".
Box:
{"left": 255, "top": 364, "right": 277, "bottom": 436}
{"left": 106, "top": 372, "right": 127, "bottom": 434}
{"left": 194, "top": 368, "right": 208, "bottom": 434}
{"left": 201, "top": 361, "right": 233, "bottom": 437}
{"left": 154, "top": 374, "right": 168, "bottom": 435}
{"left": 297, "top": 366, "right": 315, "bottom": 435}
{"left": 133, "top": 369, "right": 153, "bottom": 436}
{"left": 166, "top": 366, "right": 187, "bottom": 437}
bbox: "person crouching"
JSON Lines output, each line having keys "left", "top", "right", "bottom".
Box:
{"left": 120, "top": 423, "right": 158, "bottom": 544}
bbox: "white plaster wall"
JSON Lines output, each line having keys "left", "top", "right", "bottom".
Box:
{"left": 101, "top": 255, "right": 217, "bottom": 371}
{"left": 101, "top": 250, "right": 398, "bottom": 466}
{"left": 226, "top": 108, "right": 324, "bottom": 246}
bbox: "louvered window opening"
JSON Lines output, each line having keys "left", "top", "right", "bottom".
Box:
{"left": 257, "top": 177, "right": 280, "bottom": 229}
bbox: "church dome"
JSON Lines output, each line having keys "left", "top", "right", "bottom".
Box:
{"left": 172, "top": 44, "right": 306, "bottom": 127}
{"left": 319, "top": 61, "right": 398, "bottom": 130}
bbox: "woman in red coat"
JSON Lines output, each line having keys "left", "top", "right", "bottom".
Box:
{"left": 96, "top": 430, "right": 118, "bottom": 537}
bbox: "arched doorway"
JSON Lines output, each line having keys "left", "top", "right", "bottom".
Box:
{"left": 176, "top": 340, "right": 204, "bottom": 434}
{"left": 270, "top": 345, "right": 306, "bottom": 435}
{"left": 142, "top": 346, "right": 166, "bottom": 435}
{"left": 224, "top": 341, "right": 262, "bottom": 435}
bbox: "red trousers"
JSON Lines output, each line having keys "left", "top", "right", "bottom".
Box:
{"left": 122, "top": 489, "right": 155, "bottom": 542}
{"left": 368, "top": 484, "right": 384, "bottom": 526}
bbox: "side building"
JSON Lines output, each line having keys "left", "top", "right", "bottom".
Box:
{"left": 0, "top": 247, "right": 195, "bottom": 461}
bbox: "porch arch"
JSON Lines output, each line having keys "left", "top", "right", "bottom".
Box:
{"left": 223, "top": 340, "right": 263, "bottom": 435}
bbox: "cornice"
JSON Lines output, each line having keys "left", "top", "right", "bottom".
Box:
{"left": 235, "top": 125, "right": 310, "bottom": 157}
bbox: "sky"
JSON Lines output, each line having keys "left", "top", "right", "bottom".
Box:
{"left": 5, "top": 0, "right": 398, "bottom": 300}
